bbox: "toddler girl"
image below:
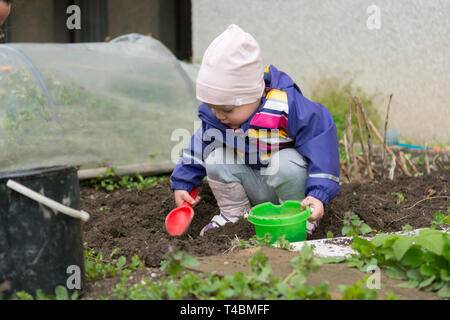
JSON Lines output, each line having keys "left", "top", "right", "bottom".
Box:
{"left": 171, "top": 24, "right": 340, "bottom": 236}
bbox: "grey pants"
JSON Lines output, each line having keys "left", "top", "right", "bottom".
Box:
{"left": 205, "top": 147, "right": 308, "bottom": 206}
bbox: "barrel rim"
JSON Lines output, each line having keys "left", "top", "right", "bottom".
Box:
{"left": 0, "top": 164, "right": 80, "bottom": 181}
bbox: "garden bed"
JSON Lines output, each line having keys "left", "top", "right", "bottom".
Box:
{"left": 81, "top": 169, "right": 449, "bottom": 266}
{"left": 79, "top": 167, "right": 449, "bottom": 299}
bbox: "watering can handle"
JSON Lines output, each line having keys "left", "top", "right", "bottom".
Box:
{"left": 6, "top": 179, "right": 90, "bottom": 222}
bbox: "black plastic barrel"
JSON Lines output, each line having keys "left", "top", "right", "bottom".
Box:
{"left": 0, "top": 165, "right": 85, "bottom": 299}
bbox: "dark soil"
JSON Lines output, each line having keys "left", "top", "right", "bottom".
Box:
{"left": 311, "top": 169, "right": 449, "bottom": 240}
{"left": 80, "top": 179, "right": 255, "bottom": 268}
{"left": 80, "top": 169, "right": 449, "bottom": 268}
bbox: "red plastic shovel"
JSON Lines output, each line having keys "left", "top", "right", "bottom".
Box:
{"left": 165, "top": 187, "right": 199, "bottom": 236}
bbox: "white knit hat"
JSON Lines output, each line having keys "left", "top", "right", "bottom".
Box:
{"left": 196, "top": 24, "right": 264, "bottom": 106}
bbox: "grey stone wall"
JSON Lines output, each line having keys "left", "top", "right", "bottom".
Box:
{"left": 192, "top": 0, "right": 450, "bottom": 143}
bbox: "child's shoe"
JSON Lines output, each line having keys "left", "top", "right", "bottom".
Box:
{"left": 200, "top": 178, "right": 251, "bottom": 236}
{"left": 306, "top": 220, "right": 320, "bottom": 235}
{"left": 200, "top": 213, "right": 239, "bottom": 236}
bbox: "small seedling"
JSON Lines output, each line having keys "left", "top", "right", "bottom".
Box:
{"left": 14, "top": 286, "right": 79, "bottom": 300}
{"left": 110, "top": 248, "right": 120, "bottom": 258}
{"left": 338, "top": 277, "right": 378, "bottom": 300}
{"left": 415, "top": 155, "right": 425, "bottom": 166}
{"left": 402, "top": 224, "right": 414, "bottom": 231}
{"left": 160, "top": 245, "right": 199, "bottom": 279}
{"left": 342, "top": 211, "right": 372, "bottom": 237}
{"left": 391, "top": 192, "right": 405, "bottom": 205}
{"left": 84, "top": 248, "right": 143, "bottom": 282}
{"left": 326, "top": 231, "right": 334, "bottom": 238}
{"left": 274, "top": 235, "right": 294, "bottom": 250}
{"left": 236, "top": 233, "right": 273, "bottom": 249}
{"left": 430, "top": 210, "right": 450, "bottom": 229}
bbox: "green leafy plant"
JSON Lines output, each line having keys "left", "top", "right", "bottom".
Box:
{"left": 415, "top": 155, "right": 425, "bottom": 167}
{"left": 402, "top": 224, "right": 414, "bottom": 231}
{"left": 326, "top": 231, "right": 334, "bottom": 239}
{"left": 430, "top": 210, "right": 450, "bottom": 229}
{"left": 342, "top": 212, "right": 372, "bottom": 237}
{"left": 82, "top": 168, "right": 167, "bottom": 192}
{"left": 110, "top": 245, "right": 331, "bottom": 300}
{"left": 234, "top": 233, "right": 293, "bottom": 251}
{"left": 348, "top": 228, "right": 450, "bottom": 298}
{"left": 14, "top": 286, "right": 79, "bottom": 300}
{"left": 118, "top": 173, "right": 167, "bottom": 191}
{"left": 84, "top": 248, "right": 143, "bottom": 281}
{"left": 338, "top": 277, "right": 378, "bottom": 300}
{"left": 309, "top": 76, "right": 380, "bottom": 144}
{"left": 338, "top": 277, "right": 400, "bottom": 300}
{"left": 391, "top": 192, "right": 405, "bottom": 205}
{"left": 235, "top": 233, "right": 273, "bottom": 249}
{"left": 160, "top": 245, "right": 199, "bottom": 279}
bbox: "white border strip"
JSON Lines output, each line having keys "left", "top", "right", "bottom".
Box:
{"left": 286, "top": 227, "right": 450, "bottom": 258}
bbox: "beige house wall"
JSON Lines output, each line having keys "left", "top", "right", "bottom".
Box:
{"left": 192, "top": 0, "right": 450, "bottom": 144}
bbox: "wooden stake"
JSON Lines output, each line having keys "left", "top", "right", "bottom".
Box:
{"left": 404, "top": 154, "right": 419, "bottom": 175}
{"left": 382, "top": 94, "right": 393, "bottom": 179}
{"left": 340, "top": 160, "right": 351, "bottom": 182}
{"left": 399, "top": 152, "right": 410, "bottom": 176}
{"left": 368, "top": 119, "right": 412, "bottom": 176}
{"left": 357, "top": 100, "right": 374, "bottom": 165}
{"left": 343, "top": 133, "right": 351, "bottom": 178}
{"left": 435, "top": 155, "right": 445, "bottom": 170}
{"left": 347, "top": 99, "right": 360, "bottom": 181}
{"left": 424, "top": 143, "right": 430, "bottom": 174}
{"left": 354, "top": 96, "right": 373, "bottom": 180}
{"left": 389, "top": 155, "right": 396, "bottom": 180}
{"left": 432, "top": 154, "right": 441, "bottom": 171}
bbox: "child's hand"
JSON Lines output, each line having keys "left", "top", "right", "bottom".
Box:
{"left": 301, "top": 196, "right": 324, "bottom": 221}
{"left": 174, "top": 189, "right": 201, "bottom": 208}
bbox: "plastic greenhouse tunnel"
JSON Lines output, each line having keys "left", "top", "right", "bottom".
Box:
{"left": 0, "top": 34, "right": 199, "bottom": 172}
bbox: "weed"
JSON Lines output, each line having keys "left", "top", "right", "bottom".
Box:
{"left": 402, "top": 224, "right": 414, "bottom": 231}
{"left": 309, "top": 76, "right": 380, "bottom": 144}
{"left": 415, "top": 155, "right": 425, "bottom": 167}
{"left": 234, "top": 233, "right": 293, "bottom": 251}
{"left": 338, "top": 277, "right": 400, "bottom": 300}
{"left": 236, "top": 233, "right": 273, "bottom": 249}
{"left": 338, "top": 277, "right": 378, "bottom": 300}
{"left": 82, "top": 168, "right": 167, "bottom": 192}
{"left": 14, "top": 286, "right": 79, "bottom": 300}
{"left": 160, "top": 245, "right": 199, "bottom": 279}
{"left": 391, "top": 192, "right": 405, "bottom": 205}
{"left": 326, "top": 231, "right": 334, "bottom": 239}
{"left": 341, "top": 211, "right": 372, "bottom": 237}
{"left": 430, "top": 210, "right": 450, "bottom": 229}
{"left": 84, "top": 248, "right": 143, "bottom": 281}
